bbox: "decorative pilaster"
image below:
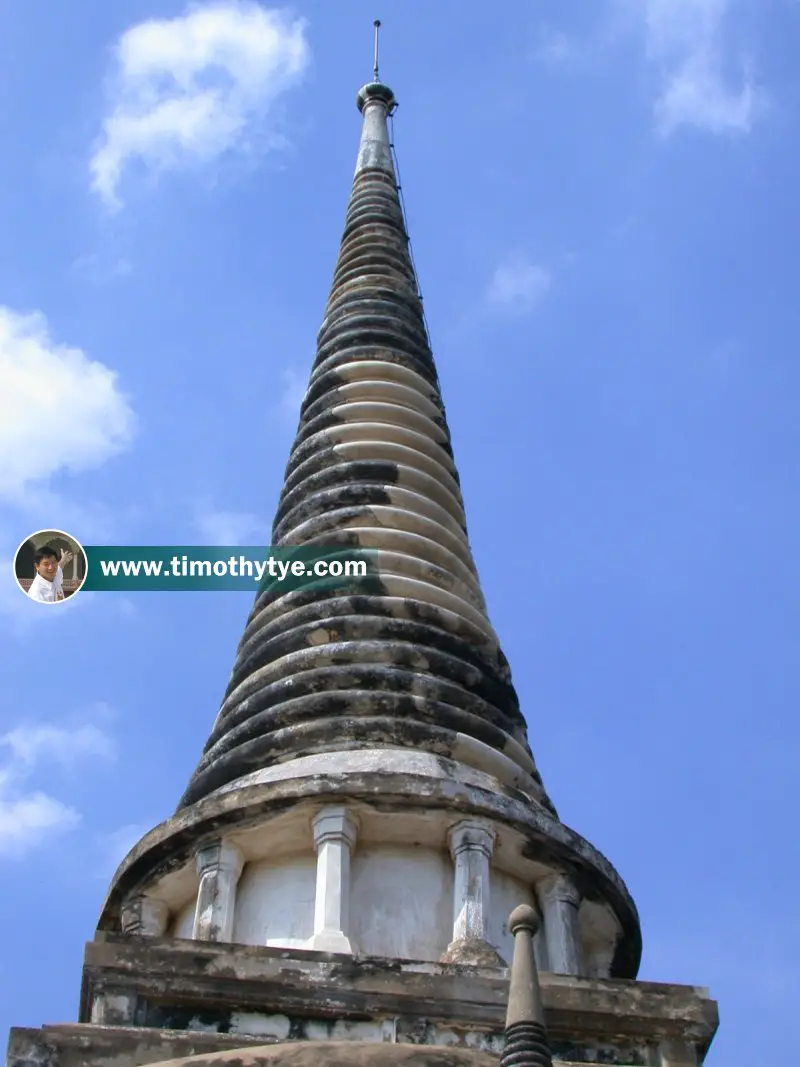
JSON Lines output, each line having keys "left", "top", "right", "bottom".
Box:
{"left": 441, "top": 819, "right": 504, "bottom": 966}
{"left": 537, "top": 873, "right": 582, "bottom": 975}
{"left": 307, "top": 805, "right": 359, "bottom": 954}
{"left": 192, "top": 839, "right": 244, "bottom": 943}
{"left": 501, "top": 904, "right": 554, "bottom": 1067}
{"left": 120, "top": 894, "right": 169, "bottom": 937}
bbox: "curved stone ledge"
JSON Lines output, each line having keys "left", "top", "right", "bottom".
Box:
{"left": 99, "top": 760, "right": 641, "bottom": 978}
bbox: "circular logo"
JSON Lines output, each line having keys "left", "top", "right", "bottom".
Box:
{"left": 13, "top": 529, "right": 88, "bottom": 604}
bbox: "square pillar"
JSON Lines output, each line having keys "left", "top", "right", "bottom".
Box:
{"left": 120, "top": 894, "right": 169, "bottom": 937}
{"left": 537, "top": 873, "right": 582, "bottom": 975}
{"left": 441, "top": 819, "right": 504, "bottom": 966}
{"left": 307, "top": 804, "right": 359, "bottom": 954}
{"left": 192, "top": 839, "right": 244, "bottom": 943}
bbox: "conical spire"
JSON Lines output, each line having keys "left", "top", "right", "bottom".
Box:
{"left": 178, "top": 63, "right": 555, "bottom": 816}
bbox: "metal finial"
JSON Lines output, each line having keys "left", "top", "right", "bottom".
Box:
{"left": 373, "top": 19, "right": 381, "bottom": 82}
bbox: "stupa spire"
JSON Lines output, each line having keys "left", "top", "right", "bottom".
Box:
{"left": 177, "top": 48, "right": 556, "bottom": 819}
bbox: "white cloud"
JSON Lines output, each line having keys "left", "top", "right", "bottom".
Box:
{"left": 534, "top": 26, "right": 577, "bottom": 69}
{"left": 112, "top": 597, "right": 138, "bottom": 618}
{"left": 0, "top": 793, "right": 80, "bottom": 858}
{"left": 193, "top": 499, "right": 268, "bottom": 545}
{"left": 70, "top": 252, "right": 133, "bottom": 283}
{"left": 0, "top": 715, "right": 116, "bottom": 859}
{"left": 643, "top": 0, "right": 761, "bottom": 135}
{"left": 1, "top": 722, "right": 117, "bottom": 768}
{"left": 487, "top": 255, "right": 552, "bottom": 315}
{"left": 534, "top": 2, "right": 763, "bottom": 137}
{"left": 278, "top": 367, "right": 306, "bottom": 420}
{"left": 91, "top": 1, "right": 310, "bottom": 208}
{"left": 96, "top": 821, "right": 149, "bottom": 877}
{"left": 0, "top": 307, "right": 134, "bottom": 501}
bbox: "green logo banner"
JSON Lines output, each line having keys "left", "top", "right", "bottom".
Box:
{"left": 82, "top": 546, "right": 380, "bottom": 592}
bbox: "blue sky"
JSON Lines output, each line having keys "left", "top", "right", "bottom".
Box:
{"left": 0, "top": 2, "right": 796, "bottom": 1064}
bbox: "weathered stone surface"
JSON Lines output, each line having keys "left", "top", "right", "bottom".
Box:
{"left": 6, "top": 1025, "right": 269, "bottom": 1067}
{"left": 440, "top": 938, "right": 505, "bottom": 968}
{"left": 97, "top": 767, "right": 642, "bottom": 979}
{"left": 74, "top": 935, "right": 717, "bottom": 1065}
{"left": 176, "top": 77, "right": 556, "bottom": 819}
{"left": 139, "top": 1041, "right": 500, "bottom": 1066}
{"left": 85, "top": 71, "right": 647, "bottom": 995}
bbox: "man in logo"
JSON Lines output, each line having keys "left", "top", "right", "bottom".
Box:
{"left": 27, "top": 545, "right": 74, "bottom": 603}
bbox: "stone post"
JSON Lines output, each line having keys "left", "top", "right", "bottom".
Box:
{"left": 537, "top": 873, "right": 582, "bottom": 975}
{"left": 120, "top": 894, "right": 169, "bottom": 937}
{"left": 192, "top": 839, "right": 245, "bottom": 943}
{"left": 501, "top": 904, "right": 553, "bottom": 1067}
{"left": 308, "top": 804, "right": 359, "bottom": 954}
{"left": 441, "top": 819, "right": 503, "bottom": 966}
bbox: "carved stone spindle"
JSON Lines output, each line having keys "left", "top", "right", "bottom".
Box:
{"left": 501, "top": 904, "right": 554, "bottom": 1067}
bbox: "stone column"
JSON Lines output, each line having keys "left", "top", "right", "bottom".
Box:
{"left": 537, "top": 873, "right": 582, "bottom": 975}
{"left": 120, "top": 894, "right": 170, "bottom": 937}
{"left": 441, "top": 819, "right": 503, "bottom": 966}
{"left": 192, "top": 839, "right": 245, "bottom": 943}
{"left": 308, "top": 805, "right": 359, "bottom": 954}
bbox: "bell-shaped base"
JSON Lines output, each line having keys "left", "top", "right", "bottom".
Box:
{"left": 149, "top": 1040, "right": 498, "bottom": 1066}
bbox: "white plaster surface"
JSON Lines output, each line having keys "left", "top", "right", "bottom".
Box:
{"left": 172, "top": 900, "right": 195, "bottom": 940}
{"left": 578, "top": 898, "right": 621, "bottom": 978}
{"left": 538, "top": 873, "right": 582, "bottom": 975}
{"left": 168, "top": 834, "right": 552, "bottom": 966}
{"left": 234, "top": 855, "right": 316, "bottom": 947}
{"left": 228, "top": 1013, "right": 291, "bottom": 1040}
{"left": 305, "top": 1019, "right": 394, "bottom": 1043}
{"left": 489, "top": 868, "right": 543, "bottom": 968}
{"left": 351, "top": 845, "right": 452, "bottom": 960}
{"left": 157, "top": 813, "right": 586, "bottom": 973}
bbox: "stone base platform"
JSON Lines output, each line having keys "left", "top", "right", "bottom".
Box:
{"left": 6, "top": 933, "right": 718, "bottom": 1067}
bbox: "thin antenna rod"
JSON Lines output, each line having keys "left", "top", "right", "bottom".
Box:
{"left": 373, "top": 19, "right": 381, "bottom": 82}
